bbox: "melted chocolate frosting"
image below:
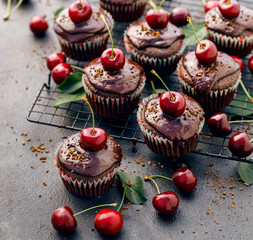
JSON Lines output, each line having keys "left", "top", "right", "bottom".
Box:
{"left": 205, "top": 6, "right": 253, "bottom": 37}
{"left": 142, "top": 95, "right": 204, "bottom": 141}
{"left": 57, "top": 132, "right": 122, "bottom": 181}
{"left": 53, "top": 7, "right": 113, "bottom": 43}
{"left": 179, "top": 51, "right": 240, "bottom": 91}
{"left": 83, "top": 58, "right": 145, "bottom": 95}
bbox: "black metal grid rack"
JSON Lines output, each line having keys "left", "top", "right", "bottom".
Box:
{"left": 27, "top": 0, "right": 253, "bottom": 163}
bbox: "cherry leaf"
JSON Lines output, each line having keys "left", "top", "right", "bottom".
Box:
{"left": 54, "top": 7, "right": 64, "bottom": 19}
{"left": 57, "top": 72, "right": 83, "bottom": 94}
{"left": 237, "top": 161, "right": 253, "bottom": 186}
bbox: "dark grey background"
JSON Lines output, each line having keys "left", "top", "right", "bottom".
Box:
{"left": 0, "top": 0, "right": 253, "bottom": 240}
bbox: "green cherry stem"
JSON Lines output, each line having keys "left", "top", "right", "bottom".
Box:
{"left": 240, "top": 80, "right": 253, "bottom": 102}
{"left": 187, "top": 17, "right": 205, "bottom": 49}
{"left": 202, "top": 0, "right": 206, "bottom": 5}
{"left": 228, "top": 120, "right": 253, "bottom": 124}
{"left": 149, "top": 175, "right": 172, "bottom": 181}
{"left": 145, "top": 176, "right": 160, "bottom": 194}
{"left": 71, "top": 65, "right": 83, "bottom": 72}
{"left": 250, "top": 138, "right": 253, "bottom": 143}
{"left": 4, "top": 0, "right": 24, "bottom": 21}
{"left": 3, "top": 0, "right": 12, "bottom": 21}
{"left": 158, "top": 0, "right": 166, "bottom": 10}
{"left": 81, "top": 98, "right": 95, "bottom": 135}
{"left": 117, "top": 187, "right": 126, "bottom": 212}
{"left": 100, "top": 15, "right": 114, "bottom": 59}
{"left": 148, "top": 0, "right": 158, "bottom": 9}
{"left": 73, "top": 203, "right": 118, "bottom": 217}
{"left": 150, "top": 80, "right": 156, "bottom": 92}
{"left": 151, "top": 70, "right": 175, "bottom": 101}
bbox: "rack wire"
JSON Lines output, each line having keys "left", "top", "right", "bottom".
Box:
{"left": 27, "top": 0, "right": 253, "bottom": 163}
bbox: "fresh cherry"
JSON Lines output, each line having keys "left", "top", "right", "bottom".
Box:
{"left": 208, "top": 112, "right": 232, "bottom": 137}
{"left": 205, "top": 1, "right": 219, "bottom": 13}
{"left": 29, "top": 15, "right": 48, "bottom": 35}
{"left": 172, "top": 167, "right": 197, "bottom": 193}
{"left": 170, "top": 7, "right": 190, "bottom": 26}
{"left": 248, "top": 56, "right": 253, "bottom": 73}
{"left": 68, "top": 1, "right": 92, "bottom": 24}
{"left": 228, "top": 132, "right": 253, "bottom": 158}
{"left": 94, "top": 209, "right": 123, "bottom": 235}
{"left": 195, "top": 40, "right": 218, "bottom": 65}
{"left": 51, "top": 63, "right": 73, "bottom": 85}
{"left": 51, "top": 206, "right": 77, "bottom": 232}
{"left": 100, "top": 48, "right": 125, "bottom": 71}
{"left": 80, "top": 127, "right": 107, "bottom": 151}
{"left": 152, "top": 191, "right": 179, "bottom": 215}
{"left": 145, "top": 8, "right": 169, "bottom": 29}
{"left": 231, "top": 56, "right": 245, "bottom": 72}
{"left": 47, "top": 53, "right": 66, "bottom": 71}
{"left": 218, "top": 0, "right": 240, "bottom": 19}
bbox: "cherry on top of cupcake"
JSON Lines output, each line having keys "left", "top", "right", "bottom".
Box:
{"left": 68, "top": 0, "right": 92, "bottom": 24}
{"left": 218, "top": 0, "right": 240, "bottom": 19}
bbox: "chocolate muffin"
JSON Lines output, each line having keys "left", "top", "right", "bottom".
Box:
{"left": 177, "top": 51, "right": 241, "bottom": 111}
{"left": 124, "top": 19, "right": 185, "bottom": 75}
{"left": 56, "top": 131, "right": 122, "bottom": 198}
{"left": 137, "top": 94, "right": 205, "bottom": 158}
{"left": 100, "top": 0, "right": 148, "bottom": 22}
{"left": 205, "top": 5, "right": 253, "bottom": 57}
{"left": 82, "top": 58, "right": 146, "bottom": 118}
{"left": 53, "top": 6, "right": 113, "bottom": 61}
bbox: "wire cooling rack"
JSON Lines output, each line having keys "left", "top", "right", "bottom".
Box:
{"left": 27, "top": 0, "right": 253, "bottom": 163}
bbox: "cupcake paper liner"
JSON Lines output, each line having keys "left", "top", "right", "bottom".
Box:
{"left": 100, "top": 0, "right": 147, "bottom": 22}
{"left": 82, "top": 74, "right": 146, "bottom": 118}
{"left": 137, "top": 94, "right": 205, "bottom": 158}
{"left": 177, "top": 59, "right": 242, "bottom": 111}
{"left": 207, "top": 29, "right": 253, "bottom": 57}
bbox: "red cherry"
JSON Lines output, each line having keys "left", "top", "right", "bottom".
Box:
{"left": 208, "top": 112, "right": 232, "bottom": 137}
{"left": 94, "top": 209, "right": 123, "bottom": 235}
{"left": 172, "top": 167, "right": 197, "bottom": 193}
{"left": 228, "top": 132, "right": 253, "bottom": 158}
{"left": 145, "top": 8, "right": 169, "bottom": 29}
{"left": 195, "top": 40, "right": 218, "bottom": 65}
{"left": 51, "top": 63, "right": 73, "bottom": 85}
{"left": 80, "top": 127, "right": 107, "bottom": 151}
{"left": 100, "top": 48, "right": 125, "bottom": 71}
{"left": 231, "top": 56, "right": 245, "bottom": 72}
{"left": 29, "top": 15, "right": 48, "bottom": 35}
{"left": 152, "top": 191, "right": 179, "bottom": 215}
{"left": 218, "top": 0, "right": 240, "bottom": 19}
{"left": 51, "top": 206, "right": 77, "bottom": 232}
{"left": 68, "top": 1, "right": 92, "bottom": 24}
{"left": 248, "top": 56, "right": 253, "bottom": 73}
{"left": 205, "top": 1, "right": 219, "bottom": 13}
{"left": 159, "top": 91, "right": 186, "bottom": 118}
{"left": 47, "top": 53, "right": 66, "bottom": 71}
{"left": 170, "top": 7, "right": 190, "bottom": 26}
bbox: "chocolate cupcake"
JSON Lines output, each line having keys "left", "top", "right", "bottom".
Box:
{"left": 55, "top": 131, "right": 122, "bottom": 198}
{"left": 137, "top": 94, "right": 205, "bottom": 158}
{"left": 82, "top": 58, "right": 146, "bottom": 118}
{"left": 53, "top": 6, "right": 113, "bottom": 61}
{"left": 205, "top": 5, "right": 253, "bottom": 57}
{"left": 177, "top": 51, "right": 241, "bottom": 111}
{"left": 100, "top": 0, "right": 148, "bottom": 22}
{"left": 124, "top": 19, "right": 185, "bottom": 75}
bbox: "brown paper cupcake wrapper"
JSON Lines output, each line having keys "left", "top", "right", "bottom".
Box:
{"left": 82, "top": 74, "right": 146, "bottom": 118}
{"left": 124, "top": 30, "right": 185, "bottom": 75}
{"left": 56, "top": 11, "right": 113, "bottom": 61}
{"left": 176, "top": 59, "right": 241, "bottom": 111}
{"left": 136, "top": 94, "right": 205, "bottom": 158}
{"left": 207, "top": 29, "right": 253, "bottom": 57}
{"left": 100, "top": 0, "right": 147, "bottom": 22}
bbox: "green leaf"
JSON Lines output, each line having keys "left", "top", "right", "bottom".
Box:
{"left": 53, "top": 88, "right": 86, "bottom": 107}
{"left": 54, "top": 7, "right": 64, "bottom": 19}
{"left": 117, "top": 172, "right": 147, "bottom": 204}
{"left": 237, "top": 161, "right": 253, "bottom": 186}
{"left": 57, "top": 72, "right": 83, "bottom": 94}
{"left": 181, "top": 22, "right": 207, "bottom": 46}
{"left": 230, "top": 95, "right": 253, "bottom": 116}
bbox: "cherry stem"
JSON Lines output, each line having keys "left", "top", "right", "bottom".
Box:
{"left": 187, "top": 17, "right": 205, "bottom": 49}
{"left": 78, "top": 0, "right": 82, "bottom": 10}
{"left": 100, "top": 15, "right": 114, "bottom": 59}
{"left": 228, "top": 120, "right": 253, "bottom": 124}
{"left": 202, "top": 0, "right": 206, "bottom": 5}
{"left": 148, "top": 0, "right": 170, "bottom": 14}
{"left": 71, "top": 65, "right": 83, "bottom": 72}
{"left": 150, "top": 80, "right": 156, "bottom": 92}
{"left": 158, "top": 0, "right": 165, "bottom": 10}
{"left": 81, "top": 98, "right": 95, "bottom": 135}
{"left": 151, "top": 70, "right": 175, "bottom": 101}
{"left": 145, "top": 176, "right": 160, "bottom": 194}
{"left": 117, "top": 187, "right": 126, "bottom": 212}
{"left": 250, "top": 138, "right": 253, "bottom": 143}
{"left": 3, "top": 0, "right": 12, "bottom": 21}
{"left": 226, "top": 0, "right": 230, "bottom": 4}
{"left": 4, "top": 0, "right": 24, "bottom": 20}
{"left": 240, "top": 80, "right": 253, "bottom": 103}
{"left": 73, "top": 203, "right": 118, "bottom": 217}
{"left": 149, "top": 175, "right": 172, "bottom": 181}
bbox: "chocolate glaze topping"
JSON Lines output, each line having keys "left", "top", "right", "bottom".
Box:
{"left": 205, "top": 6, "right": 253, "bottom": 37}
{"left": 180, "top": 51, "right": 240, "bottom": 91}
{"left": 57, "top": 132, "right": 122, "bottom": 181}
{"left": 54, "top": 7, "right": 113, "bottom": 43}
{"left": 143, "top": 95, "right": 204, "bottom": 141}
{"left": 83, "top": 58, "right": 145, "bottom": 95}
